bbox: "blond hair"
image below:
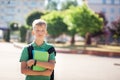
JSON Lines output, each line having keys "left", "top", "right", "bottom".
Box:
{"left": 32, "top": 19, "right": 47, "bottom": 29}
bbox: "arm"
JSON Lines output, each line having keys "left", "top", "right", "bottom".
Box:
{"left": 36, "top": 60, "right": 56, "bottom": 70}
{"left": 35, "top": 60, "right": 55, "bottom": 76}
{"left": 27, "top": 59, "right": 55, "bottom": 70}
{"left": 21, "top": 61, "right": 52, "bottom": 76}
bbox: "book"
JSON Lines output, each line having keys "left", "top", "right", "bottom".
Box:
{"left": 32, "top": 50, "right": 49, "bottom": 71}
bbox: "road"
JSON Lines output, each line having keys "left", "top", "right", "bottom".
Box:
{"left": 0, "top": 42, "right": 120, "bottom": 80}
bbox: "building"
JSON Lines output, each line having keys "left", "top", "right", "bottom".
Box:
{"left": 0, "top": 0, "right": 47, "bottom": 27}
{"left": 85, "top": 0, "right": 120, "bottom": 23}
{"left": 0, "top": 0, "right": 120, "bottom": 27}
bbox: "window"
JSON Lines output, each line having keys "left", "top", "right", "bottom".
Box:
{"left": 106, "top": 0, "right": 111, "bottom": 4}
{"left": 5, "top": 16, "right": 13, "bottom": 21}
{"left": 6, "top": 8, "right": 15, "bottom": 14}
{"left": 102, "top": 0, "right": 106, "bottom": 4}
{"left": 24, "top": 2, "right": 28, "bottom": 5}
{"left": 39, "top": 2, "right": 45, "bottom": 7}
{"left": 110, "top": 8, "right": 115, "bottom": 13}
{"left": 30, "top": 1, "right": 37, "bottom": 7}
{"left": 7, "top": 0, "right": 17, "bottom": 6}
{"left": 115, "top": 0, "right": 119, "bottom": 4}
{"left": 111, "top": 0, "right": 114, "bottom": 4}
{"left": 0, "top": 1, "right": 4, "bottom": 5}
{"left": 102, "top": 8, "right": 106, "bottom": 13}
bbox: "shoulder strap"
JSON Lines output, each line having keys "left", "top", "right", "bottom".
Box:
{"left": 47, "top": 47, "right": 56, "bottom": 56}
{"left": 48, "top": 47, "right": 56, "bottom": 80}
{"left": 27, "top": 45, "right": 34, "bottom": 59}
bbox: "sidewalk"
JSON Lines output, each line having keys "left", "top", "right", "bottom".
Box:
{"left": 13, "top": 42, "right": 120, "bottom": 57}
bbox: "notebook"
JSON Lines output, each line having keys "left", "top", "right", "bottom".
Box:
{"left": 32, "top": 50, "right": 49, "bottom": 71}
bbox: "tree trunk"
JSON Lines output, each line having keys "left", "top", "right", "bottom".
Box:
{"left": 71, "top": 35, "right": 75, "bottom": 45}
{"left": 85, "top": 32, "right": 92, "bottom": 45}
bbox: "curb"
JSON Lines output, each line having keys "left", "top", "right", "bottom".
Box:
{"left": 85, "top": 50, "right": 120, "bottom": 57}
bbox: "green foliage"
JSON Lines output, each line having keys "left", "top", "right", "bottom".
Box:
{"left": 19, "top": 25, "right": 27, "bottom": 42}
{"left": 41, "top": 11, "right": 68, "bottom": 38}
{"left": 3, "top": 29, "right": 10, "bottom": 42}
{"left": 9, "top": 22, "right": 19, "bottom": 31}
{"left": 26, "top": 11, "right": 44, "bottom": 27}
{"left": 64, "top": 4, "right": 103, "bottom": 36}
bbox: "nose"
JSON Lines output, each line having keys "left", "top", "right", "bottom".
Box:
{"left": 38, "top": 30, "right": 44, "bottom": 35}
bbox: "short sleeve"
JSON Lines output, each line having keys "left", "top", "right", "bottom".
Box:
{"left": 49, "top": 52, "right": 56, "bottom": 61}
{"left": 19, "top": 47, "right": 29, "bottom": 62}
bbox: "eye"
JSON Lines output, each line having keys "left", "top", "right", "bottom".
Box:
{"left": 41, "top": 30, "right": 45, "bottom": 32}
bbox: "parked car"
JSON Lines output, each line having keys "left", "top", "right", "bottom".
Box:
{"left": 55, "top": 37, "right": 68, "bottom": 43}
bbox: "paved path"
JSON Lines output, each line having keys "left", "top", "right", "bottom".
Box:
{"left": 55, "top": 53, "right": 120, "bottom": 80}
{"left": 0, "top": 42, "right": 120, "bottom": 80}
{"left": 0, "top": 42, "right": 24, "bottom": 80}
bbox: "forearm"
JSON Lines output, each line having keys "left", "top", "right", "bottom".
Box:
{"left": 21, "top": 67, "right": 43, "bottom": 76}
{"left": 22, "top": 67, "right": 53, "bottom": 76}
{"left": 21, "top": 61, "right": 51, "bottom": 76}
{"left": 36, "top": 61, "right": 55, "bottom": 70}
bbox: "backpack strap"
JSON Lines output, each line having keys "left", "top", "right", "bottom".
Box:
{"left": 47, "top": 47, "right": 56, "bottom": 56}
{"left": 27, "top": 45, "right": 34, "bottom": 59}
{"left": 48, "top": 47, "right": 56, "bottom": 80}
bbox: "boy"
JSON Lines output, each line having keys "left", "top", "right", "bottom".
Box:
{"left": 19, "top": 19, "right": 56, "bottom": 80}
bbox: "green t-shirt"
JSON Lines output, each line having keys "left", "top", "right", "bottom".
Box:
{"left": 19, "top": 41, "right": 56, "bottom": 80}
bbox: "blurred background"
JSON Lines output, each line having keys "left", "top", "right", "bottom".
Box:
{"left": 0, "top": 0, "right": 120, "bottom": 45}
{"left": 0, "top": 0, "right": 120, "bottom": 80}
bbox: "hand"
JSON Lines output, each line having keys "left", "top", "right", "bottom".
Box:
{"left": 27, "top": 59, "right": 35, "bottom": 67}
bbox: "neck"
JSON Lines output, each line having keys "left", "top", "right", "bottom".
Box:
{"left": 34, "top": 39, "right": 44, "bottom": 46}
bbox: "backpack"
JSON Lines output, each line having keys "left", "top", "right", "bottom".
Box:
{"left": 27, "top": 45, "right": 56, "bottom": 80}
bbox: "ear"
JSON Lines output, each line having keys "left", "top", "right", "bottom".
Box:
{"left": 32, "top": 30, "right": 34, "bottom": 35}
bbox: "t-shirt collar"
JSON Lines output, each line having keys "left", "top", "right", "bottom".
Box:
{"left": 32, "top": 41, "right": 46, "bottom": 48}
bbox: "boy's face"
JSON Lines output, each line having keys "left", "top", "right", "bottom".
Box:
{"left": 32, "top": 24, "right": 47, "bottom": 40}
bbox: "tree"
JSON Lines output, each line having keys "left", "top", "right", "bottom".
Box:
{"left": 26, "top": 11, "right": 44, "bottom": 27}
{"left": 19, "top": 25, "right": 27, "bottom": 42}
{"left": 41, "top": 11, "right": 68, "bottom": 38}
{"left": 9, "top": 22, "right": 19, "bottom": 31}
{"left": 3, "top": 29, "right": 10, "bottom": 42}
{"left": 111, "top": 17, "right": 120, "bottom": 44}
{"left": 64, "top": 4, "right": 103, "bottom": 45}
{"left": 62, "top": 6, "right": 79, "bottom": 45}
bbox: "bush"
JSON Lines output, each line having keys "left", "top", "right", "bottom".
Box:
{"left": 19, "top": 25, "right": 27, "bottom": 42}
{"left": 3, "top": 29, "right": 10, "bottom": 42}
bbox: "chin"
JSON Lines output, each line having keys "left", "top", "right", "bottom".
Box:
{"left": 38, "top": 38, "right": 44, "bottom": 40}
